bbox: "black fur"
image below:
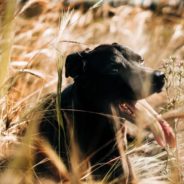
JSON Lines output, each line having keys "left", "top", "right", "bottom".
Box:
{"left": 38, "top": 43, "right": 165, "bottom": 181}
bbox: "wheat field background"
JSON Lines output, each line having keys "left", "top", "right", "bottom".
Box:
{"left": 0, "top": 0, "right": 184, "bottom": 184}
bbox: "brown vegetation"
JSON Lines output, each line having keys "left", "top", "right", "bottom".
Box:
{"left": 0, "top": 0, "right": 184, "bottom": 183}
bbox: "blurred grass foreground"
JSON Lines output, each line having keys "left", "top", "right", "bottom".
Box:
{"left": 0, "top": 0, "right": 184, "bottom": 184}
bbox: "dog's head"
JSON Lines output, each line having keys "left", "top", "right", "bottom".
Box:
{"left": 65, "top": 43, "right": 175, "bottom": 148}
{"left": 65, "top": 43, "right": 165, "bottom": 102}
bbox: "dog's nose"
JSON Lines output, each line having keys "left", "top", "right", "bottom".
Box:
{"left": 152, "top": 71, "right": 165, "bottom": 92}
{"left": 154, "top": 70, "right": 165, "bottom": 79}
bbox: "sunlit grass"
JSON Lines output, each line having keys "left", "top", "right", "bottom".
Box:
{"left": 0, "top": 1, "right": 16, "bottom": 95}
{"left": 0, "top": 1, "right": 183, "bottom": 184}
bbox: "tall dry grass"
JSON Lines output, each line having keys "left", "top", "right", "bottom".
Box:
{"left": 0, "top": 1, "right": 183, "bottom": 184}
{"left": 0, "top": 0, "right": 16, "bottom": 94}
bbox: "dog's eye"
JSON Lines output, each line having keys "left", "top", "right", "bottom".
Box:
{"left": 111, "top": 67, "right": 119, "bottom": 74}
{"left": 112, "top": 68, "right": 119, "bottom": 73}
{"left": 102, "top": 64, "right": 120, "bottom": 75}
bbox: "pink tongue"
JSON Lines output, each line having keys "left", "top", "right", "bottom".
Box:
{"left": 157, "top": 115, "right": 176, "bottom": 148}
{"left": 135, "top": 100, "right": 176, "bottom": 148}
{"left": 150, "top": 121, "right": 166, "bottom": 147}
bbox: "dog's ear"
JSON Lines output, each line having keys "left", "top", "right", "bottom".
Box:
{"left": 65, "top": 50, "right": 88, "bottom": 78}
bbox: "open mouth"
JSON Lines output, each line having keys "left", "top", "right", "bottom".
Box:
{"left": 119, "top": 102, "right": 136, "bottom": 121}
{"left": 119, "top": 100, "right": 176, "bottom": 148}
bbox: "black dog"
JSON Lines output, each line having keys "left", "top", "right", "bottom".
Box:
{"left": 38, "top": 43, "right": 165, "bottom": 181}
